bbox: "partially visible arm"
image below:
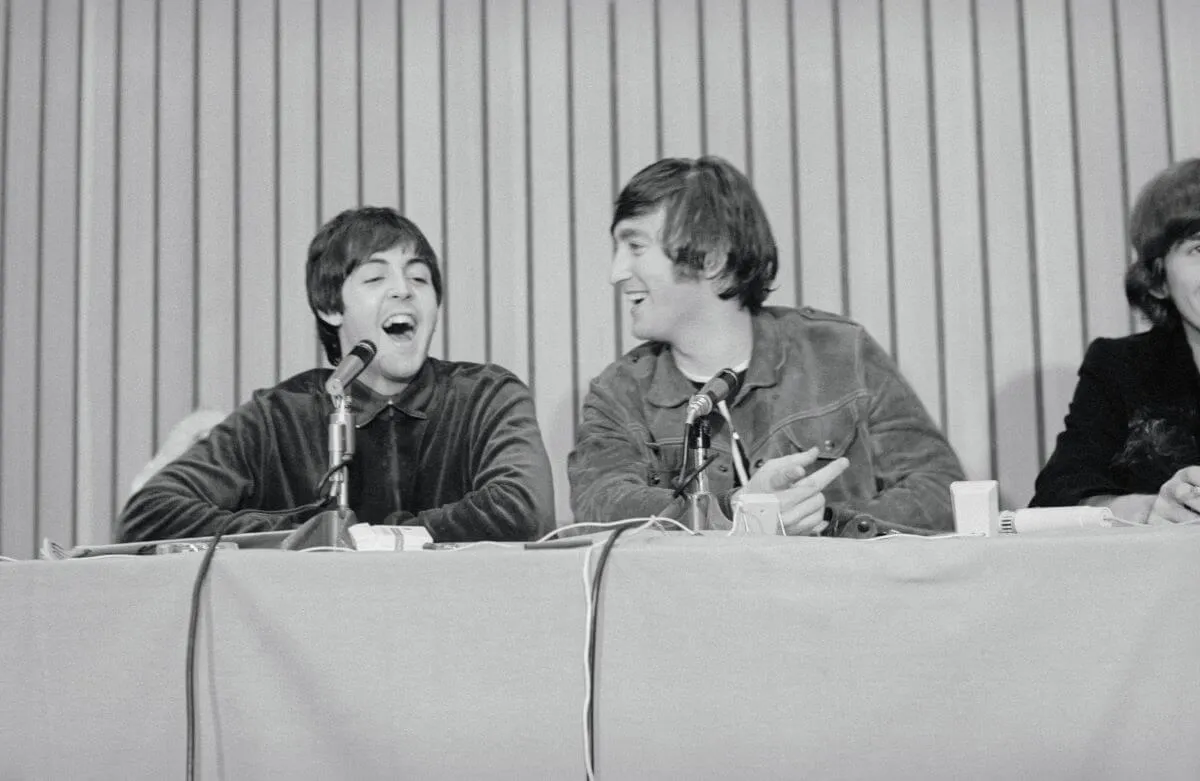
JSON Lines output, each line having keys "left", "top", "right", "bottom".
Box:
{"left": 1079, "top": 493, "right": 1155, "bottom": 523}
{"left": 568, "top": 380, "right": 689, "bottom": 523}
{"left": 843, "top": 331, "right": 966, "bottom": 531}
{"left": 414, "top": 376, "right": 556, "bottom": 542}
{"left": 1030, "top": 340, "right": 1130, "bottom": 507}
{"left": 117, "top": 402, "right": 294, "bottom": 542}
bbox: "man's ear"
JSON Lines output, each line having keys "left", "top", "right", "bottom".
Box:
{"left": 1149, "top": 258, "right": 1169, "bottom": 299}
{"left": 318, "top": 310, "right": 344, "bottom": 327}
{"left": 701, "top": 249, "right": 727, "bottom": 280}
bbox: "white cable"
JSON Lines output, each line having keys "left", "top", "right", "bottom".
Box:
{"left": 541, "top": 516, "right": 697, "bottom": 544}
{"left": 862, "top": 531, "right": 987, "bottom": 541}
{"left": 580, "top": 517, "right": 686, "bottom": 780}
{"left": 439, "top": 541, "right": 521, "bottom": 552}
{"left": 716, "top": 400, "right": 751, "bottom": 487}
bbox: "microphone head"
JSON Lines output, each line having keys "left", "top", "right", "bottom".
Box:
{"left": 347, "top": 339, "right": 377, "bottom": 363}
{"left": 326, "top": 339, "right": 379, "bottom": 397}
{"left": 713, "top": 367, "right": 740, "bottom": 398}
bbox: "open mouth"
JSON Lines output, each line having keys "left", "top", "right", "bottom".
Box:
{"left": 382, "top": 313, "right": 417, "bottom": 341}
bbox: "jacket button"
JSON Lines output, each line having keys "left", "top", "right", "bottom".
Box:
{"left": 823, "top": 439, "right": 835, "bottom": 451}
{"left": 649, "top": 475, "right": 659, "bottom": 485}
{"left": 754, "top": 458, "right": 764, "bottom": 469}
{"left": 717, "top": 464, "right": 728, "bottom": 472}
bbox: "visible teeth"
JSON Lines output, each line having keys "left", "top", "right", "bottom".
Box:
{"left": 383, "top": 314, "right": 416, "bottom": 336}
{"left": 383, "top": 314, "right": 415, "bottom": 328}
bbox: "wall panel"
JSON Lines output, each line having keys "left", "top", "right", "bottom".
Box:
{"left": 0, "top": 0, "right": 1189, "bottom": 555}
{"left": 929, "top": 0, "right": 990, "bottom": 488}
{"left": 976, "top": 0, "right": 1040, "bottom": 507}
{"left": 400, "top": 0, "right": 446, "bottom": 360}
{"left": 74, "top": 0, "right": 119, "bottom": 545}
{"left": 196, "top": 0, "right": 237, "bottom": 412}
{"left": 1069, "top": 0, "right": 1127, "bottom": 344}
{"left": 277, "top": 0, "right": 321, "bottom": 378}
{"left": 156, "top": 0, "right": 198, "bottom": 446}
{"left": 1, "top": 0, "right": 44, "bottom": 555}
{"left": 483, "top": 0, "right": 530, "bottom": 382}
{"left": 792, "top": 0, "right": 844, "bottom": 315}
{"left": 569, "top": 0, "right": 617, "bottom": 413}
{"left": 528, "top": 0, "right": 574, "bottom": 520}
{"left": 237, "top": 0, "right": 280, "bottom": 399}
{"left": 747, "top": 0, "right": 797, "bottom": 311}
{"left": 1163, "top": 0, "right": 1200, "bottom": 159}
{"left": 613, "top": 0, "right": 658, "bottom": 357}
{"left": 839, "top": 0, "right": 892, "bottom": 350}
{"left": 1023, "top": 0, "right": 1084, "bottom": 465}
{"left": 883, "top": 0, "right": 942, "bottom": 425}
{"left": 114, "top": 0, "right": 157, "bottom": 506}
{"left": 700, "top": 0, "right": 746, "bottom": 172}
{"left": 657, "top": 0, "right": 702, "bottom": 159}
{"left": 36, "top": 0, "right": 81, "bottom": 549}
{"left": 443, "top": 0, "right": 488, "bottom": 365}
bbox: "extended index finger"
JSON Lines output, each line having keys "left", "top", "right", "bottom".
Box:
{"left": 797, "top": 457, "right": 850, "bottom": 492}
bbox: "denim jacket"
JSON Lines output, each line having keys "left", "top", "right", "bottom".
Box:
{"left": 568, "top": 306, "right": 964, "bottom": 530}
{"left": 118, "top": 359, "right": 555, "bottom": 543}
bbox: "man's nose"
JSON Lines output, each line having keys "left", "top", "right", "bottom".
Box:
{"left": 610, "top": 251, "right": 631, "bottom": 286}
{"left": 389, "top": 278, "right": 414, "bottom": 299}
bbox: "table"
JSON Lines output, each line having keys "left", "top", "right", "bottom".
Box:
{"left": 3, "top": 526, "right": 1200, "bottom": 779}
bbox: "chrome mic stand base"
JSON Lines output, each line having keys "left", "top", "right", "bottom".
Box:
{"left": 685, "top": 492, "right": 732, "bottom": 532}
{"left": 280, "top": 507, "right": 359, "bottom": 551}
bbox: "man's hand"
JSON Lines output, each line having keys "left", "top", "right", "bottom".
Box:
{"left": 1147, "top": 466, "right": 1200, "bottom": 525}
{"left": 741, "top": 448, "right": 850, "bottom": 535}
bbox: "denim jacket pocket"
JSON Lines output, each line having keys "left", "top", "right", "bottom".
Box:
{"left": 774, "top": 398, "right": 861, "bottom": 460}
{"left": 754, "top": 396, "right": 876, "bottom": 502}
{"left": 646, "top": 440, "right": 686, "bottom": 488}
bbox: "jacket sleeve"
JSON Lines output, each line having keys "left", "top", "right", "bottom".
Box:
{"left": 568, "top": 377, "right": 692, "bottom": 523}
{"left": 838, "top": 330, "right": 966, "bottom": 532}
{"left": 116, "top": 400, "right": 311, "bottom": 542}
{"left": 413, "top": 374, "right": 556, "bottom": 542}
{"left": 1029, "top": 339, "right": 1130, "bottom": 507}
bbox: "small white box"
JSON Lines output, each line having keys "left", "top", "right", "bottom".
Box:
{"left": 950, "top": 480, "right": 1000, "bottom": 536}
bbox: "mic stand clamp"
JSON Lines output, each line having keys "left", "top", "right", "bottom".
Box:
{"left": 683, "top": 416, "right": 731, "bottom": 532}
{"left": 282, "top": 393, "right": 359, "bottom": 551}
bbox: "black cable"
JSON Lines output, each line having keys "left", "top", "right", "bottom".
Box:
{"left": 183, "top": 497, "right": 333, "bottom": 780}
{"left": 671, "top": 453, "right": 719, "bottom": 500}
{"left": 586, "top": 522, "right": 636, "bottom": 778}
{"left": 184, "top": 514, "right": 235, "bottom": 781}
{"left": 314, "top": 456, "right": 352, "bottom": 496}
{"left": 677, "top": 420, "right": 692, "bottom": 493}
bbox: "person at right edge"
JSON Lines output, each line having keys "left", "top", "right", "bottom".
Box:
{"left": 1032, "top": 158, "right": 1200, "bottom": 524}
{"left": 568, "top": 155, "right": 965, "bottom": 534}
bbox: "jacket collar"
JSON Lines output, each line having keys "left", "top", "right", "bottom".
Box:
{"left": 645, "top": 310, "right": 786, "bottom": 409}
{"left": 345, "top": 359, "right": 435, "bottom": 426}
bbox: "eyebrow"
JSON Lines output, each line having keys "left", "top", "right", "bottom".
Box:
{"left": 614, "top": 226, "right": 651, "bottom": 242}
{"left": 359, "top": 256, "right": 432, "bottom": 270}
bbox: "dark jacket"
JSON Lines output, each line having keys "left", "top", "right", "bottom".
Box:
{"left": 568, "top": 306, "right": 964, "bottom": 530}
{"left": 1031, "top": 326, "right": 1200, "bottom": 507}
{"left": 118, "top": 359, "right": 556, "bottom": 542}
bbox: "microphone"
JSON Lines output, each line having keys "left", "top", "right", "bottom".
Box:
{"left": 685, "top": 368, "right": 740, "bottom": 423}
{"left": 325, "top": 340, "right": 377, "bottom": 397}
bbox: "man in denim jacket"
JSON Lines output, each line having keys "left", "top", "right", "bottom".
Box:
{"left": 568, "top": 157, "right": 963, "bottom": 534}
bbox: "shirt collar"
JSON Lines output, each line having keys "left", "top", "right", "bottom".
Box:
{"left": 345, "top": 359, "right": 436, "bottom": 427}
{"left": 645, "top": 310, "right": 785, "bottom": 409}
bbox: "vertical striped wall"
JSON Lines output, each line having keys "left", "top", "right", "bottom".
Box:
{"left": 1, "top": 0, "right": 1197, "bottom": 557}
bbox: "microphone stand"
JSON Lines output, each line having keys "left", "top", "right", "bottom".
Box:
{"left": 281, "top": 393, "right": 359, "bottom": 551}
{"left": 683, "top": 416, "right": 731, "bottom": 532}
